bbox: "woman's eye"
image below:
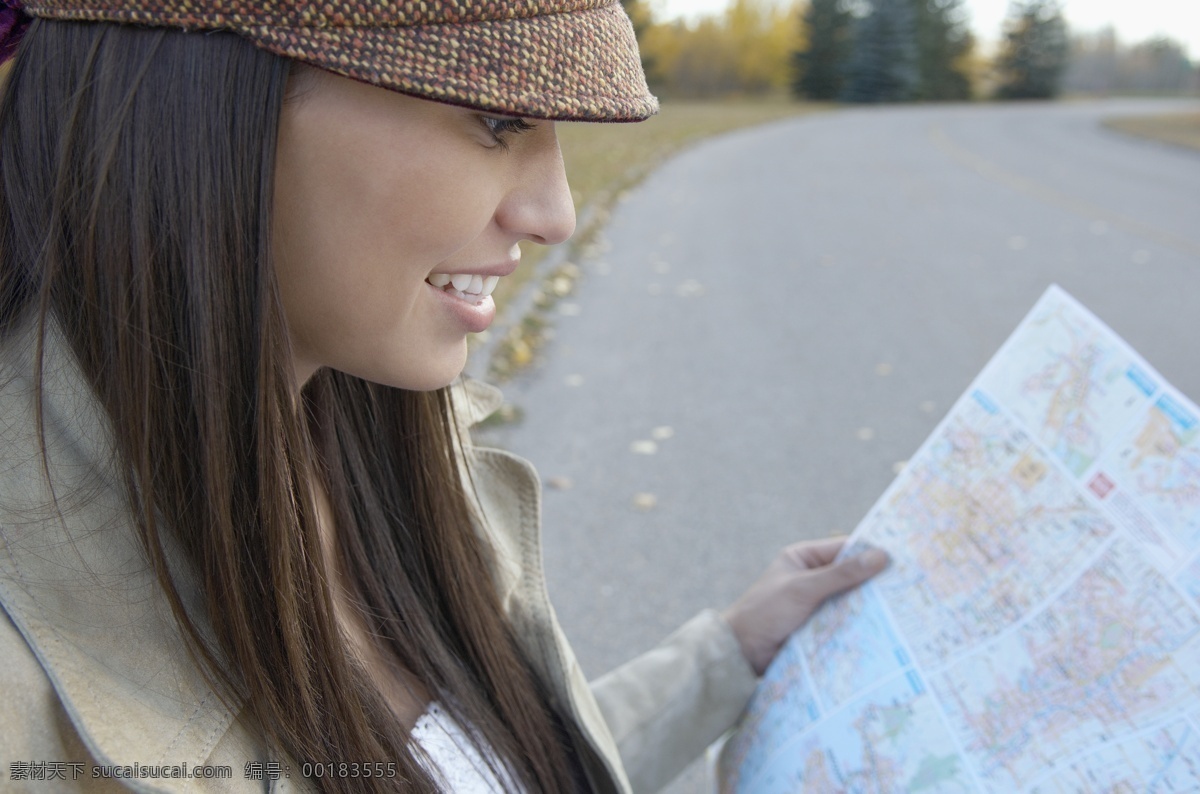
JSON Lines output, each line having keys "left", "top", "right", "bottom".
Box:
{"left": 480, "top": 116, "right": 536, "bottom": 148}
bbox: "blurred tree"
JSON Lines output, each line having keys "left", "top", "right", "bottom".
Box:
{"left": 1120, "top": 38, "right": 1195, "bottom": 95}
{"left": 953, "top": 30, "right": 992, "bottom": 97}
{"left": 671, "top": 16, "right": 742, "bottom": 96}
{"left": 993, "top": 0, "right": 1069, "bottom": 99}
{"left": 1062, "top": 27, "right": 1119, "bottom": 94}
{"left": 1063, "top": 30, "right": 1196, "bottom": 97}
{"left": 792, "top": 0, "right": 854, "bottom": 100}
{"left": 913, "top": 0, "right": 973, "bottom": 100}
{"left": 728, "top": 0, "right": 805, "bottom": 93}
{"left": 841, "top": 0, "right": 918, "bottom": 102}
{"left": 638, "top": 0, "right": 802, "bottom": 98}
{"left": 621, "top": 0, "right": 660, "bottom": 82}
{"left": 639, "top": 17, "right": 685, "bottom": 93}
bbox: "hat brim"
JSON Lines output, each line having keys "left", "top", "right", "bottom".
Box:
{"left": 245, "top": 2, "right": 658, "bottom": 122}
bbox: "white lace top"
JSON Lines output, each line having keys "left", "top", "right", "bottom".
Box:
{"left": 412, "top": 701, "right": 522, "bottom": 792}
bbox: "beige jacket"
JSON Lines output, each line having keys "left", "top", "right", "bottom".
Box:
{"left": 0, "top": 326, "right": 758, "bottom": 794}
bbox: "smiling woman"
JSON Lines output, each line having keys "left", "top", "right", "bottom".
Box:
{"left": 0, "top": 2, "right": 885, "bottom": 793}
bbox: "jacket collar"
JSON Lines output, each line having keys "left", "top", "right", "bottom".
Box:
{"left": 0, "top": 321, "right": 240, "bottom": 783}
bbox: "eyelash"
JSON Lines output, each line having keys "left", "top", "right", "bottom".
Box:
{"left": 481, "top": 116, "right": 536, "bottom": 148}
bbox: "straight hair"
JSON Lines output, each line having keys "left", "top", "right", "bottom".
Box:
{"left": 0, "top": 19, "right": 580, "bottom": 793}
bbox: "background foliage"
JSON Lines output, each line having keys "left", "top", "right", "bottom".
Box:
{"left": 624, "top": 0, "right": 1196, "bottom": 103}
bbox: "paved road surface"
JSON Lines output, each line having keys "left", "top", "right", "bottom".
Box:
{"left": 476, "top": 99, "right": 1200, "bottom": 792}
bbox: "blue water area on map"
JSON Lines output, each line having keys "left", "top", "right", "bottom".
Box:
{"left": 972, "top": 389, "right": 999, "bottom": 415}
{"left": 1158, "top": 394, "right": 1197, "bottom": 431}
{"left": 1127, "top": 364, "right": 1158, "bottom": 398}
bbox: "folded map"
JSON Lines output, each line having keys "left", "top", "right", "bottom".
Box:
{"left": 718, "top": 284, "right": 1200, "bottom": 793}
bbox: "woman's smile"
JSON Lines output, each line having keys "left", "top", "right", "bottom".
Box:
{"left": 423, "top": 258, "right": 519, "bottom": 332}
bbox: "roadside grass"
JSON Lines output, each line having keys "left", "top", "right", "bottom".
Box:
{"left": 490, "top": 97, "right": 825, "bottom": 311}
{"left": 1103, "top": 112, "right": 1200, "bottom": 153}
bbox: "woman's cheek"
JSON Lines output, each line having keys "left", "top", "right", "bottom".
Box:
{"left": 401, "top": 157, "right": 507, "bottom": 245}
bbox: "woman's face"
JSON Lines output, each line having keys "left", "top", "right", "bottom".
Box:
{"left": 273, "top": 70, "right": 575, "bottom": 391}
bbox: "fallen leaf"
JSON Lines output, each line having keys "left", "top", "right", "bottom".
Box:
{"left": 630, "top": 440, "right": 658, "bottom": 455}
{"left": 632, "top": 493, "right": 657, "bottom": 510}
{"left": 510, "top": 339, "right": 533, "bottom": 367}
{"left": 651, "top": 426, "right": 674, "bottom": 441}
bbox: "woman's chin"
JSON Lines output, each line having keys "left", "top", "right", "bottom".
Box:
{"left": 370, "top": 345, "right": 470, "bottom": 392}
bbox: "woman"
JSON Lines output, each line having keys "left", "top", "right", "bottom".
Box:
{"left": 0, "top": 1, "right": 887, "bottom": 791}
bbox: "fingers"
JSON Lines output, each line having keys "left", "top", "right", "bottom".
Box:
{"left": 800, "top": 546, "right": 890, "bottom": 601}
{"left": 784, "top": 536, "right": 848, "bottom": 568}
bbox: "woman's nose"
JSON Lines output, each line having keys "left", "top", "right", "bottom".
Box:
{"left": 496, "top": 124, "right": 576, "bottom": 246}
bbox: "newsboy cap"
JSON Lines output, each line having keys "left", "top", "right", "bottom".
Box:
{"left": 17, "top": 0, "right": 659, "bottom": 121}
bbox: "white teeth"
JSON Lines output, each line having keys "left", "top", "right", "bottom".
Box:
{"left": 429, "top": 272, "right": 501, "bottom": 298}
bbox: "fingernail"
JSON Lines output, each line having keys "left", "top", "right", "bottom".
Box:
{"left": 861, "top": 548, "right": 889, "bottom": 570}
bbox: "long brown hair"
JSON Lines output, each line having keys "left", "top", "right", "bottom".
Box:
{"left": 0, "top": 19, "right": 580, "bottom": 793}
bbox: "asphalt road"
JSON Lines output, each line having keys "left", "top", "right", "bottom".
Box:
{"left": 475, "top": 98, "right": 1200, "bottom": 792}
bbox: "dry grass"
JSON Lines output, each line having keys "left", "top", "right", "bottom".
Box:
{"left": 490, "top": 97, "right": 825, "bottom": 310}
{"left": 1104, "top": 112, "right": 1200, "bottom": 153}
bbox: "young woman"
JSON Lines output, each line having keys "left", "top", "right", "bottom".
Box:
{"left": 0, "top": 1, "right": 887, "bottom": 791}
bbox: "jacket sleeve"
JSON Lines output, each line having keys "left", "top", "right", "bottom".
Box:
{"left": 589, "top": 609, "right": 758, "bottom": 794}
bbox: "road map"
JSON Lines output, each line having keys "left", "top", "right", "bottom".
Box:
{"left": 718, "top": 286, "right": 1200, "bottom": 793}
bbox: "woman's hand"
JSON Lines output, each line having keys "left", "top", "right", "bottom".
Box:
{"left": 722, "top": 538, "right": 889, "bottom": 676}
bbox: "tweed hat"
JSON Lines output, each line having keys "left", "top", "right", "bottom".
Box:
{"left": 10, "top": 0, "right": 658, "bottom": 121}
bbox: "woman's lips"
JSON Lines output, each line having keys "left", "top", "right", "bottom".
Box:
{"left": 425, "top": 267, "right": 511, "bottom": 333}
{"left": 427, "top": 281, "right": 495, "bottom": 333}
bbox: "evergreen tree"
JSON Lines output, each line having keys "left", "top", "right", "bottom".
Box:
{"left": 913, "top": 0, "right": 973, "bottom": 100}
{"left": 841, "top": 0, "right": 918, "bottom": 103}
{"left": 994, "top": 0, "right": 1069, "bottom": 99}
{"left": 792, "top": 0, "right": 854, "bottom": 100}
